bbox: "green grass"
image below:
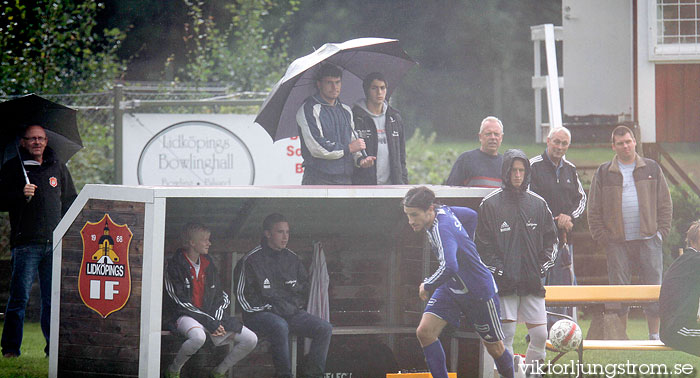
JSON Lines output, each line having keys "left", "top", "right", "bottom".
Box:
{"left": 512, "top": 315, "right": 700, "bottom": 376}
{"left": 2, "top": 319, "right": 700, "bottom": 377}
{"left": 0, "top": 322, "right": 48, "bottom": 378}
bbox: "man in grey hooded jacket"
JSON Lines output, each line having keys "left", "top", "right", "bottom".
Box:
{"left": 475, "top": 149, "right": 558, "bottom": 374}
{"left": 351, "top": 72, "right": 408, "bottom": 185}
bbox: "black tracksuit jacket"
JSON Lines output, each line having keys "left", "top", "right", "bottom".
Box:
{"left": 234, "top": 243, "right": 309, "bottom": 320}
{"left": 475, "top": 149, "right": 558, "bottom": 297}
{"left": 163, "top": 250, "right": 242, "bottom": 333}
{"left": 351, "top": 104, "right": 408, "bottom": 185}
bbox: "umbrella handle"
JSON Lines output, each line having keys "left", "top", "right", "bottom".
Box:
{"left": 14, "top": 141, "right": 32, "bottom": 202}
{"left": 351, "top": 129, "right": 368, "bottom": 158}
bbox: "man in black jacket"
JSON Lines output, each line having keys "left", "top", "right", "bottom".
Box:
{"left": 659, "top": 220, "right": 700, "bottom": 357}
{"left": 529, "top": 127, "right": 586, "bottom": 327}
{"left": 0, "top": 125, "right": 76, "bottom": 358}
{"left": 352, "top": 72, "right": 408, "bottom": 185}
{"left": 234, "top": 213, "right": 332, "bottom": 378}
{"left": 475, "top": 149, "right": 558, "bottom": 374}
{"left": 163, "top": 223, "right": 257, "bottom": 378}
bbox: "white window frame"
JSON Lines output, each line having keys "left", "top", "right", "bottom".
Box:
{"left": 648, "top": 0, "right": 700, "bottom": 62}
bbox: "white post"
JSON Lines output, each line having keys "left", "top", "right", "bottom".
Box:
{"left": 139, "top": 197, "right": 167, "bottom": 378}
{"left": 49, "top": 241, "right": 63, "bottom": 377}
{"left": 544, "top": 24, "right": 563, "bottom": 131}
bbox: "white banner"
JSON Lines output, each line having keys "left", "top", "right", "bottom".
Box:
{"left": 122, "top": 114, "right": 303, "bottom": 185}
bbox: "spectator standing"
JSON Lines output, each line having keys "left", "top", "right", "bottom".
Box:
{"left": 402, "top": 187, "right": 514, "bottom": 378}
{"left": 163, "top": 223, "right": 257, "bottom": 378}
{"left": 475, "top": 149, "right": 558, "bottom": 373}
{"left": 296, "top": 63, "right": 374, "bottom": 185}
{"left": 0, "top": 125, "right": 77, "bottom": 357}
{"left": 659, "top": 220, "right": 700, "bottom": 357}
{"left": 529, "top": 127, "right": 586, "bottom": 325}
{"left": 445, "top": 116, "right": 504, "bottom": 188}
{"left": 351, "top": 72, "right": 408, "bottom": 185}
{"left": 587, "top": 125, "right": 672, "bottom": 340}
{"left": 235, "top": 213, "right": 332, "bottom": 378}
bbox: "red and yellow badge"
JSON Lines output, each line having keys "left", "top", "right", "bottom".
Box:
{"left": 49, "top": 177, "right": 57, "bottom": 187}
{"left": 78, "top": 214, "right": 133, "bottom": 318}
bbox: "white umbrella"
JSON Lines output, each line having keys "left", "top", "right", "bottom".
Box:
{"left": 255, "top": 37, "right": 417, "bottom": 141}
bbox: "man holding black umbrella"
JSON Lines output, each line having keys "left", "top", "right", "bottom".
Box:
{"left": 0, "top": 124, "right": 76, "bottom": 357}
{"left": 296, "top": 63, "right": 375, "bottom": 185}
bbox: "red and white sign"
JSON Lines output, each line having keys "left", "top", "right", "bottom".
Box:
{"left": 49, "top": 177, "right": 57, "bottom": 187}
{"left": 78, "top": 214, "right": 133, "bottom": 318}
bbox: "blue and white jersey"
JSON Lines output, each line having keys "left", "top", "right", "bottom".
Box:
{"left": 423, "top": 205, "right": 497, "bottom": 301}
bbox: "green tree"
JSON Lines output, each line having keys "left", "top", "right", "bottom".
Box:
{"left": 0, "top": 1, "right": 125, "bottom": 256}
{"left": 171, "top": 0, "right": 299, "bottom": 91}
{"left": 0, "top": 1, "right": 124, "bottom": 95}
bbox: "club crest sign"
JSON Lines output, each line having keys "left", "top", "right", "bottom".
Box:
{"left": 78, "top": 214, "right": 133, "bottom": 318}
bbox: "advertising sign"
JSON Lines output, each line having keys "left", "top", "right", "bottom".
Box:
{"left": 122, "top": 114, "right": 303, "bottom": 185}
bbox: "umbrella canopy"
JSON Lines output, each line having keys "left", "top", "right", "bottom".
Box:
{"left": 0, "top": 94, "right": 83, "bottom": 167}
{"left": 256, "top": 37, "right": 417, "bottom": 141}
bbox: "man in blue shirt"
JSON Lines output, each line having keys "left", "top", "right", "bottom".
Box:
{"left": 445, "top": 116, "right": 504, "bottom": 188}
{"left": 403, "top": 186, "right": 514, "bottom": 378}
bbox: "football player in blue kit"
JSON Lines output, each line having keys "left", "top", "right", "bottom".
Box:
{"left": 403, "top": 186, "right": 514, "bottom": 378}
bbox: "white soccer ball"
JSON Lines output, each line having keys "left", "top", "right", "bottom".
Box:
{"left": 549, "top": 319, "right": 583, "bottom": 352}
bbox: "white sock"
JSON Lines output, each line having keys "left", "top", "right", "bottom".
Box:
{"left": 169, "top": 327, "right": 206, "bottom": 372}
{"left": 525, "top": 324, "right": 547, "bottom": 364}
{"left": 501, "top": 321, "right": 516, "bottom": 356}
{"left": 213, "top": 327, "right": 258, "bottom": 374}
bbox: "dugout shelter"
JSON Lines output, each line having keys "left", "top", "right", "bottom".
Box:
{"left": 49, "top": 185, "right": 494, "bottom": 377}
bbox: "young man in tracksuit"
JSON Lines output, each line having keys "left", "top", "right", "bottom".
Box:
{"left": 659, "top": 220, "right": 700, "bottom": 357}
{"left": 234, "top": 213, "right": 332, "bottom": 378}
{"left": 403, "top": 186, "right": 514, "bottom": 378}
{"left": 351, "top": 72, "right": 408, "bottom": 185}
{"left": 163, "top": 223, "right": 257, "bottom": 378}
{"left": 475, "top": 149, "right": 558, "bottom": 374}
{"left": 296, "top": 63, "right": 374, "bottom": 185}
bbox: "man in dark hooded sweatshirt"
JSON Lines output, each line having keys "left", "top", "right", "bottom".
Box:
{"left": 475, "top": 149, "right": 558, "bottom": 375}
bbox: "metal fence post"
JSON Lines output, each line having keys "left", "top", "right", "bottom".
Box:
{"left": 113, "top": 84, "right": 123, "bottom": 184}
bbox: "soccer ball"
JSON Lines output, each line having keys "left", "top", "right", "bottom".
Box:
{"left": 549, "top": 319, "right": 582, "bottom": 352}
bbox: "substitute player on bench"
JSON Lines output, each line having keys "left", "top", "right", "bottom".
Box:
{"left": 403, "top": 187, "right": 514, "bottom": 378}
{"left": 659, "top": 220, "right": 700, "bottom": 357}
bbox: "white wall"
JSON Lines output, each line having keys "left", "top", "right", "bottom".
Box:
{"left": 563, "top": 0, "right": 634, "bottom": 118}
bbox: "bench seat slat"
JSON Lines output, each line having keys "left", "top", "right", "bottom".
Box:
{"left": 547, "top": 339, "right": 672, "bottom": 351}
{"left": 544, "top": 285, "right": 660, "bottom": 305}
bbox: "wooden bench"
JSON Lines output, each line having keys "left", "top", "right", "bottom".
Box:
{"left": 292, "top": 326, "right": 479, "bottom": 375}
{"left": 163, "top": 326, "right": 479, "bottom": 376}
{"left": 543, "top": 285, "right": 673, "bottom": 364}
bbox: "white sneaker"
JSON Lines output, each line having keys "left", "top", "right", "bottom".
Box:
{"left": 513, "top": 354, "right": 526, "bottom": 378}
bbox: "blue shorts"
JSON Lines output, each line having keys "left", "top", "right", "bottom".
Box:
{"left": 424, "top": 285, "right": 505, "bottom": 342}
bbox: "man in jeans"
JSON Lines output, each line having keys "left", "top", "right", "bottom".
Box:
{"left": 0, "top": 125, "right": 76, "bottom": 357}
{"left": 588, "top": 125, "right": 672, "bottom": 339}
{"left": 234, "top": 213, "right": 332, "bottom": 378}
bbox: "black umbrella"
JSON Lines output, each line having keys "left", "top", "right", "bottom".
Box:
{"left": 0, "top": 94, "right": 83, "bottom": 169}
{"left": 256, "top": 38, "right": 417, "bottom": 141}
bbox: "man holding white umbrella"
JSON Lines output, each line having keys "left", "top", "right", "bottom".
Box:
{"left": 296, "top": 63, "right": 375, "bottom": 185}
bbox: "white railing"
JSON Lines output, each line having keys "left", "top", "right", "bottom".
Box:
{"left": 531, "top": 24, "right": 564, "bottom": 143}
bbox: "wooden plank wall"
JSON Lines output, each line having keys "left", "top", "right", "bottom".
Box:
{"left": 58, "top": 199, "right": 145, "bottom": 378}
{"left": 655, "top": 64, "right": 700, "bottom": 142}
